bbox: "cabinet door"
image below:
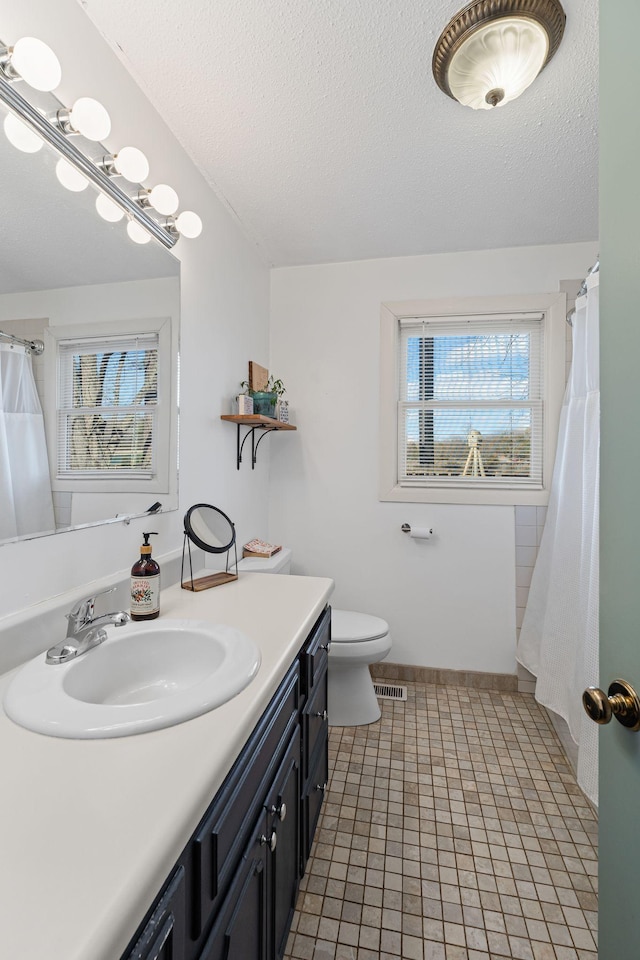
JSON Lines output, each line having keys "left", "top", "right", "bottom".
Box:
{"left": 191, "top": 663, "right": 300, "bottom": 943}
{"left": 302, "top": 732, "right": 328, "bottom": 870}
{"left": 265, "top": 727, "right": 301, "bottom": 960}
{"left": 123, "top": 866, "right": 186, "bottom": 960}
{"left": 197, "top": 815, "right": 268, "bottom": 960}
{"left": 302, "top": 666, "right": 327, "bottom": 782}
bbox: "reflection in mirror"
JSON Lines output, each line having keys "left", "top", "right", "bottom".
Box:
{"left": 181, "top": 505, "right": 239, "bottom": 593}
{"left": 0, "top": 101, "right": 180, "bottom": 547}
{"left": 184, "top": 504, "right": 236, "bottom": 554}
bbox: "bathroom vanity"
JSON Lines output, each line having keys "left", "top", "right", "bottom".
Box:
{"left": 0, "top": 572, "right": 333, "bottom": 960}
{"left": 121, "top": 603, "right": 330, "bottom": 960}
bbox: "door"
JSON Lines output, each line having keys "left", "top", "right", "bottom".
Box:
{"left": 599, "top": 3, "right": 640, "bottom": 955}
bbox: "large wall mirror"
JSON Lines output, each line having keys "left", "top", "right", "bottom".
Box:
{"left": 0, "top": 101, "right": 180, "bottom": 547}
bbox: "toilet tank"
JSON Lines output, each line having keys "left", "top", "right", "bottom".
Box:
{"left": 236, "top": 547, "right": 292, "bottom": 575}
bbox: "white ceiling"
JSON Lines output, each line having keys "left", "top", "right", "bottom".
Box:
{"left": 79, "top": 0, "right": 598, "bottom": 267}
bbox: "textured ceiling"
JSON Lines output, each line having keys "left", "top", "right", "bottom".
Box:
{"left": 78, "top": 0, "right": 598, "bottom": 267}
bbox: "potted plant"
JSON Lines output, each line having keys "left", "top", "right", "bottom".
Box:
{"left": 240, "top": 376, "right": 286, "bottom": 418}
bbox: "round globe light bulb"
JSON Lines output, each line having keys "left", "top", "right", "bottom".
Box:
{"left": 96, "top": 193, "right": 124, "bottom": 223}
{"left": 68, "top": 97, "right": 111, "bottom": 141}
{"left": 3, "top": 112, "right": 43, "bottom": 153}
{"left": 113, "top": 146, "right": 149, "bottom": 183}
{"left": 11, "top": 37, "right": 61, "bottom": 92}
{"left": 55, "top": 157, "right": 89, "bottom": 192}
{"left": 175, "top": 210, "right": 203, "bottom": 239}
{"left": 127, "top": 219, "right": 151, "bottom": 245}
{"left": 148, "top": 183, "right": 179, "bottom": 215}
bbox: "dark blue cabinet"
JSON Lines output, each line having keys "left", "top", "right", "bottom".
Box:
{"left": 120, "top": 606, "right": 330, "bottom": 960}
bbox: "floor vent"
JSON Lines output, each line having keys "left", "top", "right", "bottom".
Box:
{"left": 373, "top": 682, "right": 407, "bottom": 702}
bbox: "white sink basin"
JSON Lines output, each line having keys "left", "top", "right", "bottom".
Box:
{"left": 3, "top": 619, "right": 261, "bottom": 739}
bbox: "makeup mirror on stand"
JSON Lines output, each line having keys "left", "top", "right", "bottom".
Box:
{"left": 181, "top": 504, "right": 238, "bottom": 591}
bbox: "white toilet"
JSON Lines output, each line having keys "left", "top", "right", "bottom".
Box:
{"left": 235, "top": 548, "right": 392, "bottom": 726}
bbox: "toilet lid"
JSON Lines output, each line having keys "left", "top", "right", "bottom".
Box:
{"left": 331, "top": 609, "right": 389, "bottom": 643}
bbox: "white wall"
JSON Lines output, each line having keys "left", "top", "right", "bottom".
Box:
{"left": 269, "top": 241, "right": 599, "bottom": 674}
{"left": 0, "top": 0, "right": 271, "bottom": 621}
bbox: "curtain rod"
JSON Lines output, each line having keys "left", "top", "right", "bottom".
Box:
{"left": 566, "top": 258, "right": 600, "bottom": 326}
{"left": 0, "top": 330, "right": 45, "bottom": 355}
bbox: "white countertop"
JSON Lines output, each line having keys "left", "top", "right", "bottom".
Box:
{"left": 0, "top": 572, "right": 333, "bottom": 960}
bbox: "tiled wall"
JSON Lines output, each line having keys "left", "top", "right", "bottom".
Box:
{"left": 515, "top": 506, "right": 547, "bottom": 694}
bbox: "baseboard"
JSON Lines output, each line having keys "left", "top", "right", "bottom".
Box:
{"left": 371, "top": 661, "right": 518, "bottom": 692}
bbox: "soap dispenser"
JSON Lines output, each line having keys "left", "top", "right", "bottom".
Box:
{"left": 131, "top": 532, "right": 160, "bottom": 621}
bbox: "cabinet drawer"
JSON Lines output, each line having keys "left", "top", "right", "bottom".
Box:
{"left": 302, "top": 732, "right": 328, "bottom": 868}
{"left": 123, "top": 866, "right": 186, "bottom": 960}
{"left": 192, "top": 662, "right": 300, "bottom": 940}
{"left": 300, "top": 606, "right": 331, "bottom": 698}
{"left": 302, "top": 666, "right": 327, "bottom": 780}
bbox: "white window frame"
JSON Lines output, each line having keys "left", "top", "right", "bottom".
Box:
{"left": 379, "top": 293, "right": 567, "bottom": 506}
{"left": 45, "top": 316, "right": 175, "bottom": 495}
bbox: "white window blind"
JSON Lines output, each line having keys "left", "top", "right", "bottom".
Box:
{"left": 398, "top": 314, "right": 544, "bottom": 488}
{"left": 56, "top": 332, "right": 159, "bottom": 478}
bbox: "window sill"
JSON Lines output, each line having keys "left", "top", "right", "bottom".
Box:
{"left": 380, "top": 482, "right": 550, "bottom": 507}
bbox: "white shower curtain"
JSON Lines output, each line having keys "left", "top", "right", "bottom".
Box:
{"left": 0, "top": 343, "right": 55, "bottom": 540}
{"left": 517, "top": 273, "right": 599, "bottom": 805}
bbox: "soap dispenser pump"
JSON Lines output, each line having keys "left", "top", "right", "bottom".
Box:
{"left": 131, "top": 532, "right": 160, "bottom": 621}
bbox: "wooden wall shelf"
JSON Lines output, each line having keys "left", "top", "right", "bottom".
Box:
{"left": 220, "top": 415, "right": 297, "bottom": 469}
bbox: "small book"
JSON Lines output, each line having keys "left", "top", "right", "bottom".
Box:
{"left": 243, "top": 539, "right": 282, "bottom": 558}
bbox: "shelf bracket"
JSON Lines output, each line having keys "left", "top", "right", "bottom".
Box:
{"left": 221, "top": 415, "right": 296, "bottom": 470}
{"left": 252, "top": 427, "right": 276, "bottom": 467}
{"left": 236, "top": 424, "right": 277, "bottom": 469}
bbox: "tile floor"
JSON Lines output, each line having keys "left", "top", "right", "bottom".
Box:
{"left": 285, "top": 681, "right": 598, "bottom": 960}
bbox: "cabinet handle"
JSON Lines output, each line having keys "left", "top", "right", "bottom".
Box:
{"left": 315, "top": 781, "right": 328, "bottom": 792}
{"left": 315, "top": 710, "right": 328, "bottom": 721}
{"left": 319, "top": 641, "right": 331, "bottom": 651}
{"left": 270, "top": 801, "right": 287, "bottom": 822}
{"left": 260, "top": 830, "right": 277, "bottom": 852}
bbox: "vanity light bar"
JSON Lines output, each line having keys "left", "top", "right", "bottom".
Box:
{"left": 0, "top": 34, "right": 203, "bottom": 247}
{"left": 0, "top": 69, "right": 177, "bottom": 249}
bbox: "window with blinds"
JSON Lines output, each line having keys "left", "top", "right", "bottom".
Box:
{"left": 56, "top": 333, "right": 159, "bottom": 478}
{"left": 398, "top": 314, "right": 544, "bottom": 488}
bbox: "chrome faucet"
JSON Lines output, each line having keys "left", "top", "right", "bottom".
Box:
{"left": 46, "top": 587, "right": 131, "bottom": 665}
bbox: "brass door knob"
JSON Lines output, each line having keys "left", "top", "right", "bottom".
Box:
{"left": 582, "top": 679, "right": 640, "bottom": 731}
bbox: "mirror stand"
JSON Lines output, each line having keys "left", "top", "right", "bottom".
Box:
{"left": 180, "top": 534, "right": 238, "bottom": 591}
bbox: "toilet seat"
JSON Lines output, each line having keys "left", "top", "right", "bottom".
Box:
{"left": 331, "top": 609, "right": 389, "bottom": 643}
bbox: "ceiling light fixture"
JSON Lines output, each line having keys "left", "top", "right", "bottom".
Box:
{"left": 432, "top": 0, "right": 566, "bottom": 110}
{"left": 0, "top": 36, "right": 61, "bottom": 92}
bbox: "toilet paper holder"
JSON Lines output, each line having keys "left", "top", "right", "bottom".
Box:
{"left": 401, "top": 523, "right": 433, "bottom": 535}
